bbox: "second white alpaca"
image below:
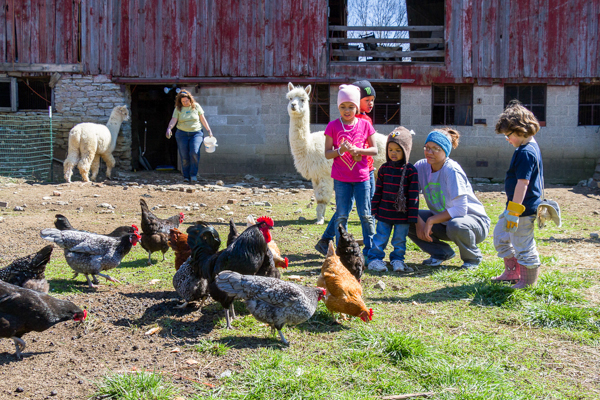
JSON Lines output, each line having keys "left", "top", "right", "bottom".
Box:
{"left": 64, "top": 105, "right": 130, "bottom": 183}
{"left": 286, "top": 83, "right": 387, "bottom": 224}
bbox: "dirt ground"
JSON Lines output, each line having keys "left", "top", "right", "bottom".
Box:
{"left": 0, "top": 170, "right": 598, "bottom": 399}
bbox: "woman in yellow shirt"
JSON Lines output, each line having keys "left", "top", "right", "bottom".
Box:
{"left": 166, "top": 90, "right": 214, "bottom": 182}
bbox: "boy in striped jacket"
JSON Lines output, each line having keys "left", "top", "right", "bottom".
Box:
{"left": 367, "top": 127, "right": 419, "bottom": 272}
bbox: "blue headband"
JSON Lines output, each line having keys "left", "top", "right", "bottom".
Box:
{"left": 425, "top": 130, "right": 452, "bottom": 157}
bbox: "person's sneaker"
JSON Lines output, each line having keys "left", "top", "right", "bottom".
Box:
{"left": 183, "top": 177, "right": 190, "bottom": 183}
{"left": 314, "top": 238, "right": 331, "bottom": 256}
{"left": 460, "top": 262, "right": 479, "bottom": 270}
{"left": 391, "top": 260, "right": 414, "bottom": 272}
{"left": 191, "top": 176, "right": 198, "bottom": 183}
{"left": 368, "top": 259, "right": 388, "bottom": 272}
{"left": 422, "top": 255, "right": 453, "bottom": 267}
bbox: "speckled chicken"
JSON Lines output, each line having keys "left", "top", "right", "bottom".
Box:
{"left": 139, "top": 199, "right": 185, "bottom": 264}
{"left": 0, "top": 280, "right": 87, "bottom": 359}
{"left": 54, "top": 214, "right": 138, "bottom": 237}
{"left": 336, "top": 224, "right": 365, "bottom": 282}
{"left": 202, "top": 217, "right": 277, "bottom": 329}
{"left": 172, "top": 223, "right": 218, "bottom": 309}
{"left": 317, "top": 241, "right": 373, "bottom": 323}
{"left": 215, "top": 271, "right": 326, "bottom": 345}
{"left": 40, "top": 228, "right": 140, "bottom": 287}
{"left": 0, "top": 245, "right": 53, "bottom": 293}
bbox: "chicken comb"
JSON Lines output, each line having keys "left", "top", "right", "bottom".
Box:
{"left": 257, "top": 216, "right": 274, "bottom": 227}
{"left": 179, "top": 212, "right": 185, "bottom": 222}
{"left": 131, "top": 224, "right": 139, "bottom": 233}
{"left": 368, "top": 308, "right": 374, "bottom": 321}
{"left": 284, "top": 257, "right": 289, "bottom": 268}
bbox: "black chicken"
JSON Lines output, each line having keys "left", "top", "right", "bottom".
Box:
{"left": 0, "top": 280, "right": 87, "bottom": 359}
{"left": 336, "top": 224, "right": 365, "bottom": 282}
{"left": 139, "top": 199, "right": 185, "bottom": 264}
{"left": 0, "top": 246, "right": 53, "bottom": 293}
{"left": 226, "top": 219, "right": 240, "bottom": 247}
{"left": 215, "top": 271, "right": 325, "bottom": 345}
{"left": 54, "top": 214, "right": 138, "bottom": 238}
{"left": 201, "top": 216, "right": 277, "bottom": 329}
{"left": 172, "top": 222, "right": 217, "bottom": 309}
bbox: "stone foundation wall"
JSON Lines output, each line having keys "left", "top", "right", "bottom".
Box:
{"left": 53, "top": 74, "right": 132, "bottom": 171}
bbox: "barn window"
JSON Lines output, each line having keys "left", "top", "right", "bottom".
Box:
{"left": 579, "top": 84, "right": 600, "bottom": 126}
{"left": 432, "top": 85, "right": 473, "bottom": 126}
{"left": 367, "top": 84, "right": 400, "bottom": 125}
{"left": 504, "top": 85, "right": 546, "bottom": 124}
{"left": 310, "top": 84, "right": 330, "bottom": 124}
{"left": 0, "top": 77, "right": 52, "bottom": 112}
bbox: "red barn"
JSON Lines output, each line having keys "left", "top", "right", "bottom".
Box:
{"left": 1, "top": 0, "right": 598, "bottom": 182}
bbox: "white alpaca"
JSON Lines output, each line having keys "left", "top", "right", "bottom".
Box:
{"left": 63, "top": 105, "right": 130, "bottom": 183}
{"left": 286, "top": 83, "right": 387, "bottom": 225}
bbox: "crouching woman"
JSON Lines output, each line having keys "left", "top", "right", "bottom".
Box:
{"left": 408, "top": 128, "right": 491, "bottom": 269}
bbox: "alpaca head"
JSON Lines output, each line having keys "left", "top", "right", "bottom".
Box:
{"left": 112, "top": 105, "right": 130, "bottom": 122}
{"left": 287, "top": 83, "right": 311, "bottom": 119}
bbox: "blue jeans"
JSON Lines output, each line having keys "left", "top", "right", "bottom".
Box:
{"left": 368, "top": 221, "right": 409, "bottom": 263}
{"left": 175, "top": 129, "right": 204, "bottom": 179}
{"left": 333, "top": 179, "right": 375, "bottom": 256}
{"left": 322, "top": 170, "right": 376, "bottom": 241}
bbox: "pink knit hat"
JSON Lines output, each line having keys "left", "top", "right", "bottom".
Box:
{"left": 337, "top": 84, "right": 361, "bottom": 110}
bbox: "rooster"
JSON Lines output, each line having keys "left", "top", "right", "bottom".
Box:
{"left": 168, "top": 228, "right": 191, "bottom": 271}
{"left": 172, "top": 223, "right": 217, "bottom": 309}
{"left": 202, "top": 216, "right": 276, "bottom": 329}
{"left": 336, "top": 224, "right": 364, "bottom": 282}
{"left": 0, "top": 245, "right": 53, "bottom": 293}
{"left": 317, "top": 241, "right": 373, "bottom": 323}
{"left": 215, "top": 271, "right": 325, "bottom": 345}
{"left": 246, "top": 215, "right": 289, "bottom": 270}
{"left": 54, "top": 214, "right": 138, "bottom": 238}
{"left": 0, "top": 280, "right": 87, "bottom": 359}
{"left": 139, "top": 199, "right": 185, "bottom": 265}
{"left": 40, "top": 228, "right": 141, "bottom": 287}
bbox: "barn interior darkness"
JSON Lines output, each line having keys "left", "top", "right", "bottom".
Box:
{"left": 130, "top": 85, "right": 179, "bottom": 171}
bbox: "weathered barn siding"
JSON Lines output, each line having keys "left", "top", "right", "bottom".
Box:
{"left": 79, "top": 0, "right": 327, "bottom": 78}
{"left": 0, "top": 0, "right": 80, "bottom": 64}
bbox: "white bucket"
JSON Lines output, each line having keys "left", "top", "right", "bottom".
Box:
{"left": 204, "top": 136, "right": 217, "bottom": 153}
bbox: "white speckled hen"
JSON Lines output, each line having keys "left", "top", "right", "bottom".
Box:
{"left": 0, "top": 280, "right": 87, "bottom": 359}
{"left": 215, "top": 271, "right": 325, "bottom": 345}
{"left": 0, "top": 245, "right": 53, "bottom": 293}
{"left": 39, "top": 228, "right": 140, "bottom": 287}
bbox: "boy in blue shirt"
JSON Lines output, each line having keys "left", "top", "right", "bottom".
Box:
{"left": 492, "top": 100, "right": 543, "bottom": 288}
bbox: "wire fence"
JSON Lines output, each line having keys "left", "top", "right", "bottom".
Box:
{"left": 0, "top": 111, "right": 53, "bottom": 181}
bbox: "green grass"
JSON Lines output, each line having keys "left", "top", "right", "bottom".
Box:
{"left": 91, "top": 370, "right": 180, "bottom": 400}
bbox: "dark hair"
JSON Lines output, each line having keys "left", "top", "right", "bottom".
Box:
{"left": 174, "top": 90, "right": 198, "bottom": 112}
{"left": 495, "top": 100, "right": 540, "bottom": 138}
{"left": 438, "top": 127, "right": 460, "bottom": 149}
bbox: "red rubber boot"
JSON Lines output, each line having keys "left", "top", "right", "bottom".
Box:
{"left": 512, "top": 265, "right": 540, "bottom": 289}
{"left": 491, "top": 257, "right": 520, "bottom": 283}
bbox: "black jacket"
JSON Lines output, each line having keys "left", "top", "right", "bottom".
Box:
{"left": 371, "top": 160, "right": 419, "bottom": 224}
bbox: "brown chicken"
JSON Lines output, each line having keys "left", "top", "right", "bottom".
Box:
{"left": 168, "top": 228, "right": 191, "bottom": 271}
{"left": 139, "top": 199, "right": 185, "bottom": 265}
{"left": 317, "top": 241, "right": 373, "bottom": 323}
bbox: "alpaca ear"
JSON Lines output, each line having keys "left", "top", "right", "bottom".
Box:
{"left": 288, "top": 82, "right": 294, "bottom": 91}
{"left": 305, "top": 85, "right": 312, "bottom": 96}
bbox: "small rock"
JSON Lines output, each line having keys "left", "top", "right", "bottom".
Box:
{"left": 593, "top": 210, "right": 599, "bottom": 215}
{"left": 206, "top": 371, "right": 216, "bottom": 378}
{"left": 13, "top": 206, "right": 24, "bottom": 211}
{"left": 264, "top": 201, "right": 272, "bottom": 207}
{"left": 222, "top": 205, "right": 230, "bottom": 211}
{"left": 55, "top": 201, "right": 69, "bottom": 206}
{"left": 290, "top": 189, "right": 300, "bottom": 193}
{"left": 591, "top": 233, "right": 599, "bottom": 239}
{"left": 294, "top": 209, "right": 302, "bottom": 214}
{"left": 287, "top": 275, "right": 303, "bottom": 281}
{"left": 53, "top": 191, "right": 61, "bottom": 196}
{"left": 185, "top": 359, "right": 199, "bottom": 365}
{"left": 307, "top": 202, "right": 313, "bottom": 208}
{"left": 0, "top": 217, "right": 4, "bottom": 222}
{"left": 97, "top": 203, "right": 114, "bottom": 209}
{"left": 226, "top": 211, "right": 234, "bottom": 215}
{"left": 244, "top": 174, "right": 258, "bottom": 181}
{"left": 15, "top": 387, "right": 24, "bottom": 393}
{"left": 216, "top": 217, "right": 225, "bottom": 223}
{"left": 42, "top": 196, "right": 52, "bottom": 200}
{"left": 0, "top": 201, "right": 8, "bottom": 208}
{"left": 171, "top": 348, "right": 180, "bottom": 353}
{"left": 199, "top": 203, "right": 207, "bottom": 207}
{"left": 219, "top": 370, "right": 232, "bottom": 379}
{"left": 227, "top": 199, "right": 238, "bottom": 204}
{"left": 254, "top": 202, "right": 265, "bottom": 206}
{"left": 186, "top": 188, "right": 195, "bottom": 193}
{"left": 93, "top": 194, "right": 100, "bottom": 198}
{"left": 298, "top": 216, "right": 306, "bottom": 221}
{"left": 50, "top": 390, "right": 58, "bottom": 396}
{"left": 374, "top": 280, "right": 386, "bottom": 290}
{"left": 216, "top": 180, "right": 224, "bottom": 186}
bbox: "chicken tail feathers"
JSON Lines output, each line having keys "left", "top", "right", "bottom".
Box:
{"left": 214, "top": 271, "right": 250, "bottom": 299}
{"left": 40, "top": 228, "right": 65, "bottom": 247}
{"left": 54, "top": 214, "right": 74, "bottom": 231}
{"left": 31, "top": 245, "right": 54, "bottom": 271}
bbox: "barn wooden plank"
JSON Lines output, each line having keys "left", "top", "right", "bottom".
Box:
{"left": 33, "top": 0, "right": 44, "bottom": 63}
{"left": 245, "top": 0, "right": 256, "bottom": 77}
{"left": 279, "top": 0, "right": 291, "bottom": 76}
{"left": 0, "top": 0, "right": 6, "bottom": 62}
{"left": 128, "top": 0, "right": 138, "bottom": 76}
{"left": 187, "top": 0, "right": 197, "bottom": 77}
{"left": 462, "top": 0, "right": 472, "bottom": 78}
{"left": 172, "top": 0, "right": 182, "bottom": 77}
{"left": 0, "top": 62, "right": 82, "bottom": 72}
{"left": 589, "top": 0, "right": 599, "bottom": 77}
{"left": 162, "top": 0, "right": 174, "bottom": 78}
{"left": 566, "top": 0, "right": 577, "bottom": 78}
{"left": 13, "top": 0, "right": 24, "bottom": 63}
{"left": 77, "top": 0, "right": 85, "bottom": 69}
{"left": 211, "top": 0, "right": 221, "bottom": 76}
{"left": 576, "top": 0, "right": 588, "bottom": 77}
{"left": 264, "top": 0, "right": 274, "bottom": 76}
{"left": 537, "top": 0, "right": 547, "bottom": 78}
{"left": 237, "top": 0, "right": 247, "bottom": 76}
{"left": 447, "top": 0, "right": 460, "bottom": 77}
{"left": 471, "top": 0, "right": 479, "bottom": 78}
{"left": 197, "top": 0, "right": 206, "bottom": 76}
{"left": 116, "top": 0, "right": 128, "bottom": 76}
{"left": 6, "top": 0, "right": 16, "bottom": 63}
{"left": 64, "top": 0, "right": 75, "bottom": 65}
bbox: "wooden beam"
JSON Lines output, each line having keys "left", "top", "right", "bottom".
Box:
{"left": 330, "top": 49, "right": 445, "bottom": 58}
{"left": 329, "top": 38, "right": 444, "bottom": 44}
{"left": 329, "top": 25, "right": 444, "bottom": 32}
{"left": 0, "top": 63, "right": 82, "bottom": 73}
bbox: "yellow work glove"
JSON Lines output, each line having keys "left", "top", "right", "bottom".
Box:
{"left": 501, "top": 201, "right": 526, "bottom": 233}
